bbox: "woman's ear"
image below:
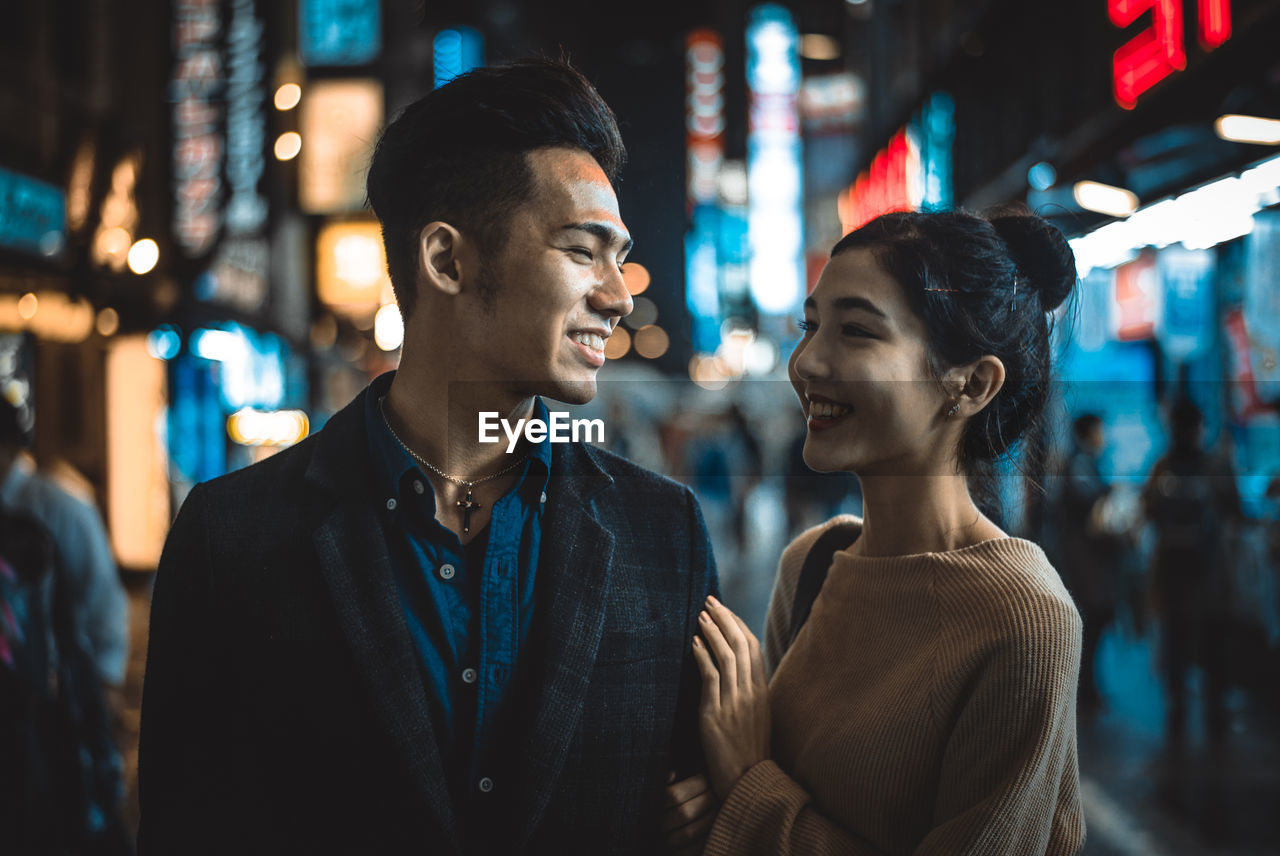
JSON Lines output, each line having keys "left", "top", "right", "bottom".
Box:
{"left": 944, "top": 355, "right": 1006, "bottom": 418}
{"left": 417, "top": 221, "right": 466, "bottom": 296}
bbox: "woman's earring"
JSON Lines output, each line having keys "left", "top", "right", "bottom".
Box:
{"left": 946, "top": 400, "right": 961, "bottom": 418}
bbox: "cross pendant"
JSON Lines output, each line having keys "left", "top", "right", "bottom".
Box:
{"left": 456, "top": 489, "right": 482, "bottom": 534}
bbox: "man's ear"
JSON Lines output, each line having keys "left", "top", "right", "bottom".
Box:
{"left": 943, "top": 355, "right": 1006, "bottom": 417}
{"left": 417, "top": 221, "right": 466, "bottom": 296}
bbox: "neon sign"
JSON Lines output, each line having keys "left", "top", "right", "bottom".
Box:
{"left": 1110, "top": 0, "right": 1231, "bottom": 110}
{"left": 838, "top": 94, "right": 953, "bottom": 234}
{"left": 686, "top": 30, "right": 725, "bottom": 207}
{"left": 171, "top": 0, "right": 223, "bottom": 257}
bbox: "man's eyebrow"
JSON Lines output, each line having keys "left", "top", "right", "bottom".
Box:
{"left": 562, "top": 222, "right": 633, "bottom": 255}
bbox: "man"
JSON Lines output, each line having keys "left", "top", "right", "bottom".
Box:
{"left": 138, "top": 59, "right": 719, "bottom": 855}
{"left": 0, "top": 397, "right": 131, "bottom": 851}
{"left": 1056, "top": 413, "right": 1122, "bottom": 713}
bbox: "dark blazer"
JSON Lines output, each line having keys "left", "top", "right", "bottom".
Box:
{"left": 137, "top": 386, "right": 718, "bottom": 855}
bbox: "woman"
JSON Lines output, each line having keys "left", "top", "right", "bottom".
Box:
{"left": 664, "top": 210, "right": 1085, "bottom": 855}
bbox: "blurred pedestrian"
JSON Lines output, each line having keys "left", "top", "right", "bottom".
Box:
{"left": 1142, "top": 398, "right": 1241, "bottom": 741}
{"left": 1057, "top": 413, "right": 1125, "bottom": 713}
{"left": 139, "top": 59, "right": 717, "bottom": 856}
{"left": 665, "top": 209, "right": 1084, "bottom": 854}
{"left": 0, "top": 398, "right": 132, "bottom": 854}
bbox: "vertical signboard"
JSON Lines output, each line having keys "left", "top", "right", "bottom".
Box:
{"left": 746, "top": 4, "right": 803, "bottom": 316}
{"left": 172, "top": 0, "right": 224, "bottom": 258}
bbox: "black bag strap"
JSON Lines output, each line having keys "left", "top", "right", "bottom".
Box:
{"left": 789, "top": 521, "right": 860, "bottom": 644}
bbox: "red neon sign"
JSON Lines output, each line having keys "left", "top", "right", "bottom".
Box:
{"left": 1110, "top": 0, "right": 1232, "bottom": 110}
{"left": 1198, "top": 0, "right": 1231, "bottom": 50}
{"left": 837, "top": 129, "right": 921, "bottom": 233}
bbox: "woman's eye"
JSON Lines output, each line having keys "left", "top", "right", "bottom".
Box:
{"left": 842, "top": 325, "right": 873, "bottom": 338}
{"left": 797, "top": 319, "right": 816, "bottom": 332}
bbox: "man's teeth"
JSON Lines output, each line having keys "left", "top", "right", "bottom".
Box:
{"left": 810, "top": 400, "right": 851, "bottom": 419}
{"left": 572, "top": 332, "right": 605, "bottom": 351}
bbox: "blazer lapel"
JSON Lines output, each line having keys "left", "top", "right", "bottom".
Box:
{"left": 305, "top": 391, "right": 462, "bottom": 853}
{"left": 512, "top": 445, "right": 616, "bottom": 850}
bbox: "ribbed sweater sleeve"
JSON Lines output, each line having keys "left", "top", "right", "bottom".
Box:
{"left": 707, "top": 525, "right": 1085, "bottom": 856}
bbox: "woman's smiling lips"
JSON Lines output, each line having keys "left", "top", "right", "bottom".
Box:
{"left": 805, "top": 392, "right": 853, "bottom": 432}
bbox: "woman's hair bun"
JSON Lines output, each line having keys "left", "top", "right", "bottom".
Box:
{"left": 989, "top": 214, "right": 1076, "bottom": 312}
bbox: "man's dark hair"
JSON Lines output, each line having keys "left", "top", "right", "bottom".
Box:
{"left": 1072, "top": 413, "right": 1102, "bottom": 442}
{"left": 365, "top": 57, "right": 627, "bottom": 318}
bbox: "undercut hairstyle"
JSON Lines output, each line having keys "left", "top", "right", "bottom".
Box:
{"left": 831, "top": 209, "right": 1078, "bottom": 515}
{"left": 365, "top": 57, "right": 627, "bottom": 318}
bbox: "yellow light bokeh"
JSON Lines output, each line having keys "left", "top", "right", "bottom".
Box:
{"left": 96, "top": 307, "right": 120, "bottom": 337}
{"left": 274, "top": 82, "right": 302, "bottom": 111}
{"left": 127, "top": 238, "right": 159, "bottom": 274}
{"left": 623, "top": 262, "right": 651, "bottom": 295}
{"left": 17, "top": 293, "right": 38, "bottom": 320}
{"left": 274, "top": 131, "right": 302, "bottom": 161}
{"left": 604, "top": 326, "right": 631, "bottom": 359}
{"left": 633, "top": 324, "right": 669, "bottom": 359}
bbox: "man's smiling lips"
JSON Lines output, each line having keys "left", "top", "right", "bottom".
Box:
{"left": 568, "top": 328, "right": 610, "bottom": 367}
{"left": 805, "top": 392, "right": 852, "bottom": 431}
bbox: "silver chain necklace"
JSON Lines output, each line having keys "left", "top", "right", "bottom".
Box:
{"left": 378, "top": 397, "right": 528, "bottom": 533}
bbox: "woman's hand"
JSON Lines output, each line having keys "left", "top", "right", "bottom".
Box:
{"left": 691, "top": 595, "right": 770, "bottom": 800}
{"left": 661, "top": 772, "right": 717, "bottom": 855}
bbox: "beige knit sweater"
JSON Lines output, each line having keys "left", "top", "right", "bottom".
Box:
{"left": 705, "top": 517, "right": 1085, "bottom": 856}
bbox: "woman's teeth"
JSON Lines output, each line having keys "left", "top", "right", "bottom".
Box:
{"left": 810, "top": 400, "right": 851, "bottom": 419}
{"left": 572, "top": 332, "right": 605, "bottom": 351}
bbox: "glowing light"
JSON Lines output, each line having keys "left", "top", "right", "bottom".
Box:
{"left": 1069, "top": 152, "right": 1280, "bottom": 276}
{"left": 146, "top": 325, "right": 182, "bottom": 360}
{"left": 433, "top": 27, "right": 484, "bottom": 89}
{"left": 1214, "top": 114, "right": 1280, "bottom": 146}
{"left": 689, "top": 354, "right": 729, "bottom": 390}
{"left": 623, "top": 262, "right": 651, "bottom": 295}
{"left": 274, "top": 131, "right": 302, "bottom": 161}
{"left": 274, "top": 83, "right": 302, "bottom": 111}
{"left": 127, "top": 238, "right": 159, "bottom": 274}
{"left": 1073, "top": 180, "right": 1139, "bottom": 218}
{"left": 1110, "top": 0, "right": 1186, "bottom": 110}
{"left": 227, "top": 408, "right": 310, "bottom": 447}
{"left": 191, "top": 328, "right": 248, "bottom": 363}
{"left": 800, "top": 34, "right": 840, "bottom": 60}
{"left": 96, "top": 226, "right": 132, "bottom": 265}
{"left": 1028, "top": 162, "right": 1057, "bottom": 191}
{"left": 604, "top": 327, "right": 631, "bottom": 359}
{"left": 1198, "top": 0, "right": 1231, "bottom": 49}
{"left": 17, "top": 293, "right": 38, "bottom": 320}
{"left": 96, "top": 307, "right": 120, "bottom": 337}
{"left": 374, "top": 303, "right": 404, "bottom": 351}
{"left": 633, "top": 325, "right": 670, "bottom": 359}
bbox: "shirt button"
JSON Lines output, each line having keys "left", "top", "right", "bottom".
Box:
{"left": 461, "top": 668, "right": 478, "bottom": 684}
{"left": 438, "top": 563, "right": 456, "bottom": 580}
{"left": 540, "top": 491, "right": 547, "bottom": 504}
{"left": 385, "top": 498, "right": 397, "bottom": 511}
{"left": 413, "top": 480, "right": 425, "bottom": 495}
{"left": 478, "top": 777, "right": 494, "bottom": 794}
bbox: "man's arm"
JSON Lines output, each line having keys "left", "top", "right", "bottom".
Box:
{"left": 669, "top": 487, "right": 720, "bottom": 779}
{"left": 137, "top": 484, "right": 229, "bottom": 854}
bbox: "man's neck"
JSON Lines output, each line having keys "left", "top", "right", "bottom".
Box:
{"left": 383, "top": 371, "right": 535, "bottom": 482}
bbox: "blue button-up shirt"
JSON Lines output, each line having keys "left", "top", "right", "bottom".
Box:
{"left": 365, "top": 378, "right": 551, "bottom": 812}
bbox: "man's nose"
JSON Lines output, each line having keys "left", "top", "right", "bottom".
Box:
{"left": 591, "top": 264, "right": 634, "bottom": 319}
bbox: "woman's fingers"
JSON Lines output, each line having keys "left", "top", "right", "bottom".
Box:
{"left": 730, "top": 609, "right": 767, "bottom": 688}
{"left": 707, "top": 596, "right": 754, "bottom": 689}
{"left": 698, "top": 607, "right": 736, "bottom": 687}
{"left": 690, "top": 635, "right": 720, "bottom": 711}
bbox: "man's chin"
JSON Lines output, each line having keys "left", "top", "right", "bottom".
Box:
{"left": 539, "top": 376, "right": 598, "bottom": 406}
